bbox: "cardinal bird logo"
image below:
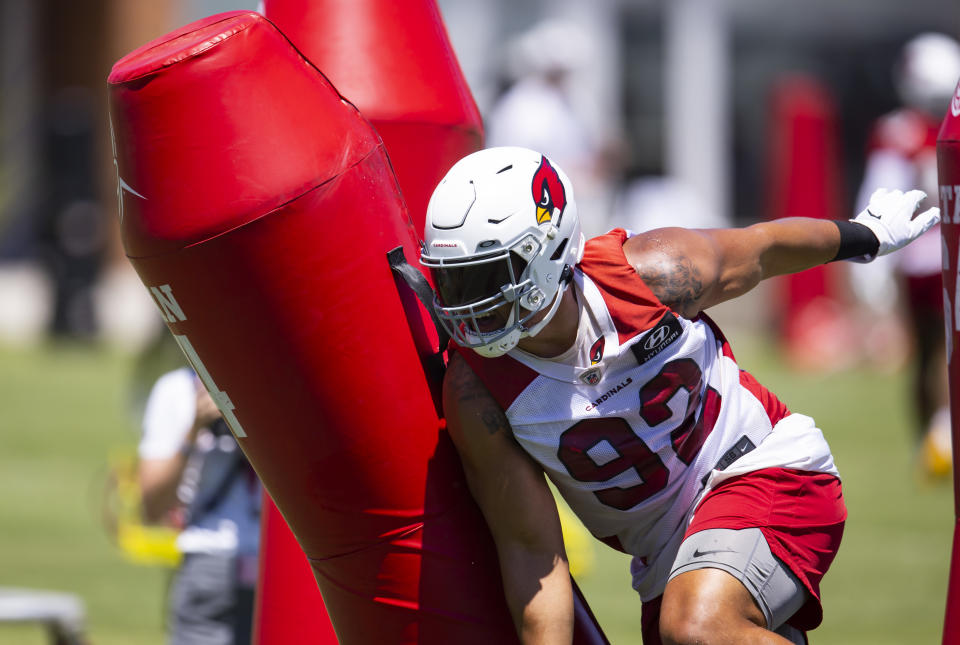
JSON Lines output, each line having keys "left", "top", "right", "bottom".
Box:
{"left": 589, "top": 336, "right": 605, "bottom": 365}
{"left": 531, "top": 155, "right": 567, "bottom": 225}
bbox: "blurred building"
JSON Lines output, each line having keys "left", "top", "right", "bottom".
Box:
{"left": 0, "top": 0, "right": 956, "bottom": 348}
{"left": 439, "top": 0, "right": 956, "bottom": 224}
{"left": 0, "top": 0, "right": 256, "bottom": 348}
{"left": 438, "top": 0, "right": 956, "bottom": 346}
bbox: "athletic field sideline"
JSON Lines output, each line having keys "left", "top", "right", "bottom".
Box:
{"left": 0, "top": 332, "right": 950, "bottom": 644}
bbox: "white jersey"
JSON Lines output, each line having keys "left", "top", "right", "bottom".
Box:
{"left": 140, "top": 367, "right": 199, "bottom": 459}
{"left": 458, "top": 229, "right": 838, "bottom": 600}
{"left": 139, "top": 367, "right": 260, "bottom": 556}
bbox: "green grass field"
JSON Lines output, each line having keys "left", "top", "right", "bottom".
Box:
{"left": 0, "top": 343, "right": 170, "bottom": 645}
{"left": 0, "top": 334, "right": 953, "bottom": 644}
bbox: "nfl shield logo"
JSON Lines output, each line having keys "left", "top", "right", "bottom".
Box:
{"left": 579, "top": 367, "right": 602, "bottom": 386}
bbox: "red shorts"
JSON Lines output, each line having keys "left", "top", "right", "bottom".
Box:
{"left": 640, "top": 468, "right": 846, "bottom": 643}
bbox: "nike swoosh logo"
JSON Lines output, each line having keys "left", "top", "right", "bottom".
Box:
{"left": 488, "top": 209, "right": 522, "bottom": 224}
{"left": 692, "top": 548, "right": 737, "bottom": 558}
{"left": 866, "top": 209, "right": 881, "bottom": 219}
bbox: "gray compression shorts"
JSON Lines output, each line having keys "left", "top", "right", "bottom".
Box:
{"left": 669, "top": 527, "right": 807, "bottom": 643}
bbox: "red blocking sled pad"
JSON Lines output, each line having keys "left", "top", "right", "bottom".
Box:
{"left": 109, "top": 12, "right": 518, "bottom": 643}
{"left": 109, "top": 11, "right": 609, "bottom": 644}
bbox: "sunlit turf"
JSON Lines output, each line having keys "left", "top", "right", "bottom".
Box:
{"left": 0, "top": 342, "right": 169, "bottom": 645}
{"left": 0, "top": 335, "right": 953, "bottom": 644}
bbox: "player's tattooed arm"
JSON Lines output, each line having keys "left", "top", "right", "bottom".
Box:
{"left": 624, "top": 229, "right": 716, "bottom": 318}
{"left": 626, "top": 219, "right": 846, "bottom": 316}
{"left": 442, "top": 353, "right": 572, "bottom": 643}
{"left": 634, "top": 253, "right": 706, "bottom": 318}
{"left": 444, "top": 352, "right": 511, "bottom": 437}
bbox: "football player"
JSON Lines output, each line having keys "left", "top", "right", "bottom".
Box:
{"left": 421, "top": 147, "right": 938, "bottom": 644}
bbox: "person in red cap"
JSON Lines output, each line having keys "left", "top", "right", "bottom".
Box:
{"left": 422, "top": 146, "right": 938, "bottom": 644}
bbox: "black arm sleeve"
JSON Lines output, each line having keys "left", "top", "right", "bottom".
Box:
{"left": 829, "top": 220, "right": 879, "bottom": 262}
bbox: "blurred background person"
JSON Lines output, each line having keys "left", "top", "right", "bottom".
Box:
{"left": 606, "top": 0, "right": 732, "bottom": 238}
{"left": 850, "top": 32, "right": 960, "bottom": 478}
{"left": 138, "top": 361, "right": 262, "bottom": 645}
{"left": 609, "top": 174, "right": 728, "bottom": 233}
{"left": 484, "top": 18, "right": 622, "bottom": 238}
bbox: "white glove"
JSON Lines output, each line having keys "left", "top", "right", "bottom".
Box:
{"left": 851, "top": 188, "right": 941, "bottom": 261}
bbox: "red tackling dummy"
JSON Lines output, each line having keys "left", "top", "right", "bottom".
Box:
{"left": 765, "top": 78, "right": 852, "bottom": 371}
{"left": 109, "top": 12, "right": 519, "bottom": 643}
{"left": 253, "top": 3, "right": 486, "bottom": 640}
{"left": 254, "top": 498, "right": 336, "bottom": 643}
{"left": 256, "top": 3, "right": 607, "bottom": 642}
{"left": 938, "top": 79, "right": 960, "bottom": 644}
{"left": 262, "top": 0, "right": 483, "bottom": 231}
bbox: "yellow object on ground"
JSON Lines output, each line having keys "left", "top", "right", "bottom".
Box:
{"left": 103, "top": 450, "right": 182, "bottom": 568}
{"left": 920, "top": 418, "right": 953, "bottom": 480}
{"left": 557, "top": 503, "right": 596, "bottom": 577}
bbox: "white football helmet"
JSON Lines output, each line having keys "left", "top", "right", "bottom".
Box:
{"left": 421, "top": 147, "right": 584, "bottom": 357}
{"left": 895, "top": 32, "right": 960, "bottom": 115}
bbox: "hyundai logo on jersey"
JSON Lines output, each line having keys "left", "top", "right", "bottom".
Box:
{"left": 531, "top": 155, "right": 567, "bottom": 225}
{"left": 631, "top": 312, "right": 683, "bottom": 365}
{"left": 644, "top": 325, "right": 671, "bottom": 351}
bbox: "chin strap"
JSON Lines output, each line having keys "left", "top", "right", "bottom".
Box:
{"left": 387, "top": 246, "right": 450, "bottom": 416}
{"left": 521, "top": 265, "right": 574, "bottom": 339}
{"left": 387, "top": 246, "right": 450, "bottom": 353}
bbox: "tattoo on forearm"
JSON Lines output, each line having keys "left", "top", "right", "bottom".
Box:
{"left": 636, "top": 257, "right": 704, "bottom": 313}
{"left": 447, "top": 356, "right": 511, "bottom": 436}
{"left": 479, "top": 408, "right": 509, "bottom": 435}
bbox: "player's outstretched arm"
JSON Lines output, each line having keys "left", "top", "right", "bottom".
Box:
{"left": 624, "top": 188, "right": 939, "bottom": 318}
{"left": 443, "top": 353, "right": 573, "bottom": 645}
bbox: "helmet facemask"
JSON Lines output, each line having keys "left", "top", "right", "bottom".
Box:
{"left": 426, "top": 234, "right": 549, "bottom": 357}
